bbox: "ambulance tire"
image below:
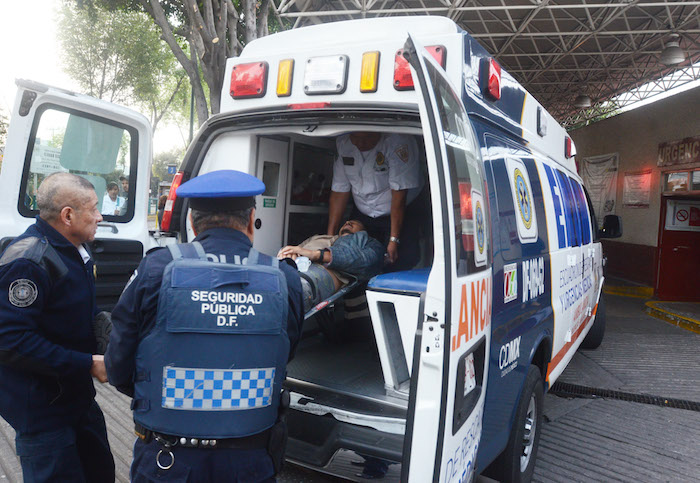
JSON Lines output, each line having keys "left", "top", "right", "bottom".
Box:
{"left": 492, "top": 365, "right": 543, "bottom": 483}
{"left": 581, "top": 295, "right": 606, "bottom": 350}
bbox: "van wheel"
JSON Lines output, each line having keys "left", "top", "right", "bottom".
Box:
{"left": 581, "top": 295, "right": 606, "bottom": 350}
{"left": 491, "top": 365, "right": 543, "bottom": 483}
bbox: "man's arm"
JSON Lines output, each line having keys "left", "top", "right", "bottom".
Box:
{"left": 387, "top": 189, "right": 408, "bottom": 264}
{"left": 0, "top": 261, "right": 93, "bottom": 377}
{"left": 327, "top": 190, "right": 351, "bottom": 235}
{"left": 105, "top": 258, "right": 151, "bottom": 397}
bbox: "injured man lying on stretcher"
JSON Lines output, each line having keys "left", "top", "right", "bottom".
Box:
{"left": 277, "top": 220, "right": 385, "bottom": 313}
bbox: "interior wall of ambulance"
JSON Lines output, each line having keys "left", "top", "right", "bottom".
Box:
{"left": 570, "top": 85, "right": 700, "bottom": 289}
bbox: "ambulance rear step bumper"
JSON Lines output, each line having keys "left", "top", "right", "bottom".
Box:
{"left": 286, "top": 409, "right": 404, "bottom": 467}
{"left": 284, "top": 378, "right": 405, "bottom": 467}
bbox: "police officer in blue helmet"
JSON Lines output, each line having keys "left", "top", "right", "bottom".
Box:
{"left": 106, "top": 170, "right": 304, "bottom": 482}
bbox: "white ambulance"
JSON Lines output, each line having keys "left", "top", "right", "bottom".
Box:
{"left": 0, "top": 15, "right": 622, "bottom": 482}
{"left": 158, "top": 16, "right": 620, "bottom": 482}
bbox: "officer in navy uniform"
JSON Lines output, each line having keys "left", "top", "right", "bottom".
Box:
{"left": 106, "top": 170, "right": 304, "bottom": 482}
{"left": 0, "top": 172, "right": 115, "bottom": 482}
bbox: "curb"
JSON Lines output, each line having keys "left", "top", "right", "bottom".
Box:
{"left": 603, "top": 285, "right": 654, "bottom": 298}
{"left": 645, "top": 301, "right": 700, "bottom": 335}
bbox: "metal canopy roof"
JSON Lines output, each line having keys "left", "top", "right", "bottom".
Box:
{"left": 276, "top": 0, "right": 700, "bottom": 129}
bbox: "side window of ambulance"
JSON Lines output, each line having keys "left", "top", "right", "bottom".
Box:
{"left": 423, "top": 60, "right": 490, "bottom": 276}
{"left": 570, "top": 179, "right": 591, "bottom": 245}
{"left": 19, "top": 106, "right": 137, "bottom": 221}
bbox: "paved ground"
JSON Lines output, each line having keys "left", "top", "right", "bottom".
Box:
{"left": 0, "top": 293, "right": 698, "bottom": 482}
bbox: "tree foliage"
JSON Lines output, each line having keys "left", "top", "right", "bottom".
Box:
{"left": 59, "top": 3, "right": 189, "bottom": 132}
{"left": 0, "top": 110, "right": 7, "bottom": 147}
{"left": 76, "top": 0, "right": 290, "bottom": 127}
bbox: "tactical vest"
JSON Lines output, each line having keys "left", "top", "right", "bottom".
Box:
{"left": 132, "top": 242, "right": 289, "bottom": 439}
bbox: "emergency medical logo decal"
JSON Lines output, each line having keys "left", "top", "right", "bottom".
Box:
{"left": 503, "top": 263, "right": 517, "bottom": 303}
{"left": 514, "top": 169, "right": 533, "bottom": 229}
{"left": 506, "top": 158, "right": 538, "bottom": 243}
{"left": 9, "top": 279, "right": 38, "bottom": 307}
{"left": 476, "top": 201, "right": 485, "bottom": 254}
{"left": 375, "top": 152, "right": 385, "bottom": 166}
{"left": 471, "top": 189, "right": 487, "bottom": 267}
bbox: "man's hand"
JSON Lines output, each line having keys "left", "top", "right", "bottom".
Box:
{"left": 91, "top": 355, "right": 108, "bottom": 383}
{"left": 386, "top": 240, "right": 399, "bottom": 264}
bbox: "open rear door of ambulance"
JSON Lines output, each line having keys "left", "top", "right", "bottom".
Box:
{"left": 401, "top": 34, "right": 492, "bottom": 483}
{"left": 0, "top": 79, "right": 153, "bottom": 309}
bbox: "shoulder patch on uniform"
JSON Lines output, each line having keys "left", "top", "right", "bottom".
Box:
{"left": 8, "top": 279, "right": 38, "bottom": 307}
{"left": 395, "top": 145, "right": 409, "bottom": 163}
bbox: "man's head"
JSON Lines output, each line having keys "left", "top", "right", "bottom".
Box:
{"left": 349, "top": 132, "right": 381, "bottom": 152}
{"left": 107, "top": 182, "right": 119, "bottom": 201}
{"left": 177, "top": 170, "right": 266, "bottom": 241}
{"left": 119, "top": 176, "right": 129, "bottom": 192}
{"left": 37, "top": 172, "right": 102, "bottom": 247}
{"left": 339, "top": 219, "right": 365, "bottom": 236}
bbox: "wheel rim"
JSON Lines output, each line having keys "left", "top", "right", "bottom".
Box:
{"left": 520, "top": 393, "right": 537, "bottom": 472}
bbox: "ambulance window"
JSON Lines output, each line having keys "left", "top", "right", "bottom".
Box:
{"left": 290, "top": 143, "right": 334, "bottom": 206}
{"left": 262, "top": 162, "right": 280, "bottom": 197}
{"left": 582, "top": 185, "right": 599, "bottom": 241}
{"left": 19, "top": 106, "right": 137, "bottom": 221}
{"left": 423, "top": 60, "right": 490, "bottom": 275}
{"left": 571, "top": 180, "right": 591, "bottom": 245}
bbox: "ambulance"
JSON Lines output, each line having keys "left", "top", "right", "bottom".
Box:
{"left": 0, "top": 15, "right": 621, "bottom": 483}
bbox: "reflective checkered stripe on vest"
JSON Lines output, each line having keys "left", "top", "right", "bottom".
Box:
{"left": 132, "top": 242, "right": 289, "bottom": 439}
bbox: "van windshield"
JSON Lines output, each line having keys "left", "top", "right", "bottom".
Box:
{"left": 19, "top": 107, "right": 137, "bottom": 220}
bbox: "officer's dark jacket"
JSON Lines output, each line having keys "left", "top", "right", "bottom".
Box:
{"left": 106, "top": 228, "right": 305, "bottom": 397}
{"left": 0, "top": 217, "right": 98, "bottom": 433}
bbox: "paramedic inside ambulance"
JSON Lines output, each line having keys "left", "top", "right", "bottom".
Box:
{"left": 327, "top": 132, "right": 423, "bottom": 271}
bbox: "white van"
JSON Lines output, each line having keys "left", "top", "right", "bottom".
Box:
{"left": 0, "top": 80, "right": 157, "bottom": 309}
{"left": 1, "top": 16, "right": 620, "bottom": 482}
{"left": 156, "top": 16, "right": 620, "bottom": 482}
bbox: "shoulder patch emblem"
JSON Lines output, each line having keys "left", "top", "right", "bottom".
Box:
{"left": 9, "top": 279, "right": 38, "bottom": 308}
{"left": 395, "top": 145, "right": 409, "bottom": 163}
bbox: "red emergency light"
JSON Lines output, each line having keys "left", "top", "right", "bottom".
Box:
{"left": 230, "top": 62, "right": 268, "bottom": 99}
{"left": 288, "top": 102, "right": 331, "bottom": 110}
{"left": 459, "top": 181, "right": 475, "bottom": 251}
{"left": 565, "top": 135, "right": 576, "bottom": 158}
{"left": 480, "top": 57, "right": 501, "bottom": 101}
{"left": 159, "top": 171, "right": 184, "bottom": 232}
{"left": 394, "top": 45, "right": 446, "bottom": 91}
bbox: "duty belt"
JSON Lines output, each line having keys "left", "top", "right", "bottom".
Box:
{"left": 134, "top": 423, "right": 270, "bottom": 450}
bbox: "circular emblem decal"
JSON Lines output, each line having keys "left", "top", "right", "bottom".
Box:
{"left": 376, "top": 152, "right": 385, "bottom": 166}
{"left": 476, "top": 201, "right": 485, "bottom": 254}
{"left": 9, "top": 279, "right": 38, "bottom": 308}
{"left": 514, "top": 168, "right": 532, "bottom": 230}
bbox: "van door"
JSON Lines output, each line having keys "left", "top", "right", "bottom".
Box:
{"left": 254, "top": 137, "right": 289, "bottom": 254}
{"left": 402, "top": 35, "right": 491, "bottom": 483}
{"left": 0, "top": 80, "right": 153, "bottom": 309}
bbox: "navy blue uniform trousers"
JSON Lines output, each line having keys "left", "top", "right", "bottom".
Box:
{"left": 14, "top": 400, "right": 114, "bottom": 483}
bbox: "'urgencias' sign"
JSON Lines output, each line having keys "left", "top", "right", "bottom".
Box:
{"left": 658, "top": 136, "right": 700, "bottom": 167}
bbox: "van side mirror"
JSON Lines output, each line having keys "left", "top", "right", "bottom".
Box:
{"left": 599, "top": 215, "right": 622, "bottom": 239}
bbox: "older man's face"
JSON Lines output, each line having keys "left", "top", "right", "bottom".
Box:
{"left": 70, "top": 190, "right": 103, "bottom": 244}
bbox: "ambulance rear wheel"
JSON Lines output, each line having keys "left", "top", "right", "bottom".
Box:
{"left": 581, "top": 295, "right": 606, "bottom": 350}
{"left": 493, "top": 365, "right": 543, "bottom": 483}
